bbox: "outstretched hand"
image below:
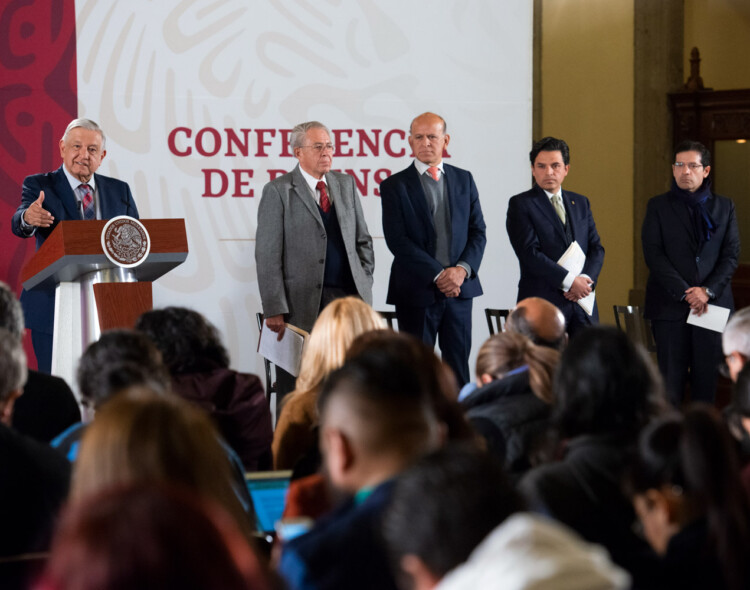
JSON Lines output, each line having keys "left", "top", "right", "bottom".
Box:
{"left": 23, "top": 191, "right": 54, "bottom": 227}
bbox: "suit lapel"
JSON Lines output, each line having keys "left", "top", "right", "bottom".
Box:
{"left": 404, "top": 164, "right": 436, "bottom": 240}
{"left": 291, "top": 165, "right": 324, "bottom": 228}
{"left": 530, "top": 186, "right": 567, "bottom": 243}
{"left": 54, "top": 167, "right": 81, "bottom": 220}
{"left": 327, "top": 172, "right": 349, "bottom": 232}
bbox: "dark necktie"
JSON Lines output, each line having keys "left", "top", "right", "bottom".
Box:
{"left": 317, "top": 180, "right": 330, "bottom": 213}
{"left": 79, "top": 184, "right": 95, "bottom": 220}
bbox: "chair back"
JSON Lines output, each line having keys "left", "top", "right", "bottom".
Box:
{"left": 485, "top": 308, "right": 512, "bottom": 335}
{"left": 612, "top": 305, "right": 657, "bottom": 352}
{"left": 377, "top": 310, "right": 398, "bottom": 330}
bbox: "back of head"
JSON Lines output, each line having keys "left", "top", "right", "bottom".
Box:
{"left": 382, "top": 445, "right": 523, "bottom": 585}
{"left": 318, "top": 340, "right": 442, "bottom": 490}
{"left": 723, "top": 307, "right": 750, "bottom": 358}
{"left": 72, "top": 387, "right": 250, "bottom": 537}
{"left": 136, "top": 306, "right": 230, "bottom": 373}
{"left": 0, "top": 328, "right": 27, "bottom": 421}
{"left": 554, "top": 326, "right": 665, "bottom": 439}
{"left": 41, "top": 484, "right": 269, "bottom": 590}
{"left": 734, "top": 363, "right": 750, "bottom": 418}
{"left": 77, "top": 329, "right": 170, "bottom": 407}
{"left": 507, "top": 298, "right": 567, "bottom": 351}
{"left": 295, "top": 297, "right": 384, "bottom": 393}
{"left": 0, "top": 281, "right": 24, "bottom": 339}
{"left": 476, "top": 331, "right": 560, "bottom": 403}
{"left": 629, "top": 405, "right": 750, "bottom": 590}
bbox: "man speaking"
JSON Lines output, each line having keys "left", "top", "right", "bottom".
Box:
{"left": 11, "top": 118, "right": 139, "bottom": 373}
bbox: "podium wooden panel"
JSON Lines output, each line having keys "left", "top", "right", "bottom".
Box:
{"left": 20, "top": 219, "right": 188, "bottom": 399}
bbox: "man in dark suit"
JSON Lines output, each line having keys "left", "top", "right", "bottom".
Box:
{"left": 256, "top": 121, "right": 374, "bottom": 403}
{"left": 642, "top": 140, "right": 740, "bottom": 405}
{"left": 506, "top": 137, "right": 605, "bottom": 337}
{"left": 380, "top": 112, "right": 486, "bottom": 385}
{"left": 11, "top": 118, "right": 139, "bottom": 373}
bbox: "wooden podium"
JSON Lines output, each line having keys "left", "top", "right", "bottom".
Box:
{"left": 21, "top": 219, "right": 188, "bottom": 397}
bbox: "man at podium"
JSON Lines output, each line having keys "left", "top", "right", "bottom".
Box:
{"left": 11, "top": 118, "right": 139, "bottom": 374}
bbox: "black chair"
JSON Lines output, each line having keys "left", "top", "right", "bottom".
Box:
{"left": 613, "top": 305, "right": 657, "bottom": 352}
{"left": 256, "top": 312, "right": 276, "bottom": 406}
{"left": 485, "top": 308, "right": 512, "bottom": 335}
{"left": 377, "top": 310, "right": 398, "bottom": 330}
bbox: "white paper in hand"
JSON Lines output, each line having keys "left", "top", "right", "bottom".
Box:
{"left": 557, "top": 241, "right": 595, "bottom": 317}
{"left": 257, "top": 321, "right": 309, "bottom": 377}
{"left": 686, "top": 304, "right": 730, "bottom": 333}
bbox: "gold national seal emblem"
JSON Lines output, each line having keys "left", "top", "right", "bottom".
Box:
{"left": 101, "top": 216, "right": 151, "bottom": 268}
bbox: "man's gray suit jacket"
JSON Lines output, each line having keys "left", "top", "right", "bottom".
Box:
{"left": 255, "top": 165, "right": 374, "bottom": 332}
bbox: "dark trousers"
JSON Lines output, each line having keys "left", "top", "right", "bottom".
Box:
{"left": 396, "top": 297, "right": 473, "bottom": 385}
{"left": 651, "top": 319, "right": 722, "bottom": 406}
{"left": 31, "top": 330, "right": 53, "bottom": 375}
{"left": 561, "top": 300, "right": 595, "bottom": 339}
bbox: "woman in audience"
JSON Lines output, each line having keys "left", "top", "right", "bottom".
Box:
{"left": 628, "top": 405, "right": 750, "bottom": 590}
{"left": 136, "top": 306, "right": 273, "bottom": 471}
{"left": 36, "top": 484, "right": 271, "bottom": 590}
{"left": 272, "top": 297, "right": 384, "bottom": 470}
{"left": 724, "top": 363, "right": 750, "bottom": 495}
{"left": 460, "top": 331, "right": 559, "bottom": 476}
{"left": 520, "top": 326, "right": 667, "bottom": 587}
{"left": 71, "top": 387, "right": 255, "bottom": 540}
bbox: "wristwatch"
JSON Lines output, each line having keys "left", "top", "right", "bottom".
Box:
{"left": 703, "top": 287, "right": 715, "bottom": 299}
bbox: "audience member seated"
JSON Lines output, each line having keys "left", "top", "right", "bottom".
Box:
{"left": 506, "top": 296, "right": 568, "bottom": 351}
{"left": 70, "top": 387, "right": 256, "bottom": 541}
{"left": 0, "top": 281, "right": 79, "bottom": 443}
{"left": 723, "top": 307, "right": 750, "bottom": 382}
{"left": 0, "top": 329, "right": 71, "bottom": 561}
{"left": 382, "top": 445, "right": 629, "bottom": 590}
{"left": 272, "top": 297, "right": 384, "bottom": 471}
{"left": 461, "top": 331, "right": 559, "bottom": 477}
{"left": 35, "top": 484, "right": 271, "bottom": 590}
{"left": 723, "top": 364, "right": 750, "bottom": 498}
{"left": 627, "top": 405, "right": 750, "bottom": 590}
{"left": 278, "top": 342, "right": 442, "bottom": 590}
{"left": 136, "top": 306, "right": 273, "bottom": 471}
{"left": 520, "top": 326, "right": 667, "bottom": 587}
{"left": 51, "top": 329, "right": 170, "bottom": 460}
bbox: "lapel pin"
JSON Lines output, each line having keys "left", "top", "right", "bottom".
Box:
{"left": 571, "top": 200, "right": 575, "bottom": 205}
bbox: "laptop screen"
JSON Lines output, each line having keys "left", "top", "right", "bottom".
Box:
{"left": 245, "top": 471, "right": 292, "bottom": 534}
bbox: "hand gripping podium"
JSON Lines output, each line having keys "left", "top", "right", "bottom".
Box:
{"left": 21, "top": 219, "right": 188, "bottom": 397}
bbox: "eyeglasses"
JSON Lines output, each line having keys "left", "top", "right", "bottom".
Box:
{"left": 300, "top": 143, "right": 335, "bottom": 154}
{"left": 673, "top": 162, "right": 704, "bottom": 170}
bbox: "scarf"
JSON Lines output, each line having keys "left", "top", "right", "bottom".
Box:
{"left": 670, "top": 177, "right": 716, "bottom": 242}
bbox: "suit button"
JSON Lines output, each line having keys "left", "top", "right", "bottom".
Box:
{"left": 696, "top": 256, "right": 700, "bottom": 262}
{"left": 317, "top": 284, "right": 322, "bottom": 288}
{"left": 321, "top": 233, "right": 326, "bottom": 239}
{"left": 319, "top": 259, "right": 324, "bottom": 264}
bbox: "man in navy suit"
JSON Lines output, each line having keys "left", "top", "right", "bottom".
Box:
{"left": 506, "top": 137, "right": 605, "bottom": 337}
{"left": 380, "top": 113, "right": 486, "bottom": 385}
{"left": 642, "top": 140, "right": 739, "bottom": 405}
{"left": 11, "top": 118, "right": 139, "bottom": 373}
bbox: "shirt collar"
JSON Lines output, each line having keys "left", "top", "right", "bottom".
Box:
{"left": 414, "top": 159, "right": 444, "bottom": 177}
{"left": 62, "top": 165, "right": 96, "bottom": 194}
{"left": 298, "top": 165, "right": 327, "bottom": 202}
{"left": 543, "top": 188, "right": 561, "bottom": 200}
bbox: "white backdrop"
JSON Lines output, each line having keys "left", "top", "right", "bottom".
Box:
{"left": 74, "top": 0, "right": 532, "bottom": 379}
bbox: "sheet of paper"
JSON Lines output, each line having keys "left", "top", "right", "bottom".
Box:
{"left": 257, "top": 321, "right": 309, "bottom": 377}
{"left": 686, "top": 304, "right": 731, "bottom": 333}
{"left": 557, "top": 241, "right": 595, "bottom": 316}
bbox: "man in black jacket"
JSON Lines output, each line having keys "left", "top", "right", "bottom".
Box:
{"left": 642, "top": 140, "right": 740, "bottom": 405}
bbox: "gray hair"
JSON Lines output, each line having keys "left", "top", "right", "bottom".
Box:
{"left": 62, "top": 118, "right": 106, "bottom": 150}
{"left": 723, "top": 307, "right": 750, "bottom": 357}
{"left": 0, "top": 328, "right": 27, "bottom": 402}
{"left": 290, "top": 121, "right": 331, "bottom": 150}
{"left": 0, "top": 281, "right": 24, "bottom": 339}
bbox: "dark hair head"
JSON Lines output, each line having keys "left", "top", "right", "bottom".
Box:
{"left": 382, "top": 445, "right": 523, "bottom": 582}
{"left": 674, "top": 140, "right": 711, "bottom": 168}
{"left": 530, "top": 136, "right": 570, "bottom": 166}
{"left": 554, "top": 326, "right": 666, "bottom": 439}
{"left": 77, "top": 330, "right": 170, "bottom": 407}
{"left": 0, "top": 282, "right": 24, "bottom": 339}
{"left": 318, "top": 337, "right": 441, "bottom": 459}
{"left": 136, "top": 307, "right": 230, "bottom": 373}
{"left": 628, "top": 405, "right": 750, "bottom": 590}
{"left": 40, "top": 483, "right": 269, "bottom": 590}
{"left": 344, "top": 330, "right": 476, "bottom": 442}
